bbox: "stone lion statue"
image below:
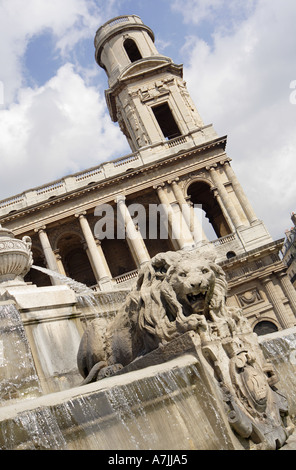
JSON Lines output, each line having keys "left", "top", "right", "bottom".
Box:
{"left": 77, "top": 248, "right": 250, "bottom": 384}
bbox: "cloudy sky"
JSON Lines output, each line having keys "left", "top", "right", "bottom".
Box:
{"left": 0, "top": 0, "right": 295, "bottom": 242}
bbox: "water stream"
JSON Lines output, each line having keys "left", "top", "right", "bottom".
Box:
{"left": 0, "top": 303, "right": 41, "bottom": 404}
{"left": 0, "top": 360, "right": 232, "bottom": 450}
{"left": 31, "top": 265, "right": 127, "bottom": 321}
{"left": 259, "top": 330, "right": 296, "bottom": 415}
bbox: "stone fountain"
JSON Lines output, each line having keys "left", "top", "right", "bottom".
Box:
{"left": 0, "top": 225, "right": 296, "bottom": 450}
{"left": 0, "top": 224, "right": 33, "bottom": 285}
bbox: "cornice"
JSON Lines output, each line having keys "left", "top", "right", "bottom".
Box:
{"left": 0, "top": 136, "right": 227, "bottom": 234}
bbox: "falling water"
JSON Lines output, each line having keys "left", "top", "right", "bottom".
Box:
{"left": 0, "top": 303, "right": 41, "bottom": 404}
{"left": 102, "top": 361, "right": 233, "bottom": 450}
{"left": 0, "top": 357, "right": 235, "bottom": 450}
{"left": 31, "top": 265, "right": 94, "bottom": 297}
{"left": 259, "top": 329, "right": 296, "bottom": 415}
{"left": 31, "top": 265, "right": 128, "bottom": 322}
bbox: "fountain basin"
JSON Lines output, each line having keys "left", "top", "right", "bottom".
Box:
{"left": 0, "top": 354, "right": 240, "bottom": 450}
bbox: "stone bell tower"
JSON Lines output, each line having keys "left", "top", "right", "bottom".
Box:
{"left": 95, "top": 15, "right": 207, "bottom": 152}
{"left": 94, "top": 15, "right": 296, "bottom": 334}
{"left": 94, "top": 15, "right": 272, "bottom": 251}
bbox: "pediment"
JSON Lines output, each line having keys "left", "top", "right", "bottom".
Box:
{"left": 119, "top": 57, "right": 181, "bottom": 82}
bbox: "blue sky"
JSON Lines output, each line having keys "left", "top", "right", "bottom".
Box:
{"left": 0, "top": 0, "right": 295, "bottom": 241}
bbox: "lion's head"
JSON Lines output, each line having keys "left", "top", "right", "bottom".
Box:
{"left": 127, "top": 248, "right": 231, "bottom": 350}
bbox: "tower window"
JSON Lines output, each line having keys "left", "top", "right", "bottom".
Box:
{"left": 124, "top": 38, "right": 142, "bottom": 63}
{"left": 152, "top": 102, "right": 181, "bottom": 140}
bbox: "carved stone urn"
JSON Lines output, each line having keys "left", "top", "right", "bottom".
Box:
{"left": 0, "top": 224, "right": 33, "bottom": 284}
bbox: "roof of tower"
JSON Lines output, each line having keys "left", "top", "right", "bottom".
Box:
{"left": 94, "top": 15, "right": 155, "bottom": 68}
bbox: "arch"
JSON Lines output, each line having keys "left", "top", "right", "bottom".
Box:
{"left": 57, "top": 232, "right": 96, "bottom": 287}
{"left": 123, "top": 38, "right": 142, "bottom": 63}
{"left": 186, "top": 179, "right": 232, "bottom": 239}
{"left": 25, "top": 247, "right": 50, "bottom": 287}
{"left": 253, "top": 320, "right": 279, "bottom": 336}
{"left": 226, "top": 251, "right": 236, "bottom": 259}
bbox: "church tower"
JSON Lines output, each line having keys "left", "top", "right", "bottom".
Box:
{"left": 95, "top": 15, "right": 205, "bottom": 152}
{"left": 94, "top": 15, "right": 272, "bottom": 251}
{"left": 93, "top": 15, "right": 296, "bottom": 334}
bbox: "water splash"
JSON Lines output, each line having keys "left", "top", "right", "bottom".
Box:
{"left": 104, "top": 363, "right": 233, "bottom": 450}
{"left": 0, "top": 303, "right": 41, "bottom": 404}
{"left": 31, "top": 265, "right": 128, "bottom": 322}
{"left": 260, "top": 331, "right": 296, "bottom": 413}
{"left": 31, "top": 265, "right": 93, "bottom": 297}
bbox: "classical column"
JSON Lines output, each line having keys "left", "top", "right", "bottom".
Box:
{"left": 53, "top": 249, "right": 66, "bottom": 276}
{"left": 76, "top": 212, "right": 112, "bottom": 283}
{"left": 116, "top": 195, "right": 150, "bottom": 267}
{"left": 154, "top": 183, "right": 194, "bottom": 250}
{"left": 222, "top": 161, "right": 258, "bottom": 225}
{"left": 279, "top": 272, "right": 296, "bottom": 318}
{"left": 169, "top": 178, "right": 208, "bottom": 244}
{"left": 261, "top": 276, "right": 292, "bottom": 329}
{"left": 208, "top": 164, "right": 244, "bottom": 230}
{"left": 35, "top": 226, "right": 60, "bottom": 285}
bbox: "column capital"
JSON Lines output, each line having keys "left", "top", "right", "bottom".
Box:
{"left": 115, "top": 194, "right": 126, "bottom": 204}
{"left": 167, "top": 177, "right": 180, "bottom": 185}
{"left": 153, "top": 182, "right": 165, "bottom": 191}
{"left": 220, "top": 158, "right": 231, "bottom": 166}
{"left": 34, "top": 225, "right": 46, "bottom": 233}
{"left": 206, "top": 164, "right": 217, "bottom": 172}
{"left": 75, "top": 211, "right": 87, "bottom": 219}
{"left": 260, "top": 275, "right": 273, "bottom": 284}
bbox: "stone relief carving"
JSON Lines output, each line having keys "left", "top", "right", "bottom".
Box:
{"left": 237, "top": 288, "right": 262, "bottom": 307}
{"left": 77, "top": 247, "right": 293, "bottom": 449}
{"left": 138, "top": 79, "right": 173, "bottom": 103}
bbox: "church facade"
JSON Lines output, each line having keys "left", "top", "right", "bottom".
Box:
{"left": 0, "top": 15, "right": 296, "bottom": 335}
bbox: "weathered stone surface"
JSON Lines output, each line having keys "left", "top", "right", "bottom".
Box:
{"left": 77, "top": 248, "right": 294, "bottom": 449}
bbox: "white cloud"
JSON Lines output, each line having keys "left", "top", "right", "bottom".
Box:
{"left": 0, "top": 64, "right": 129, "bottom": 197}
{"left": 0, "top": 0, "right": 106, "bottom": 104}
{"left": 171, "top": 0, "right": 257, "bottom": 27}
{"left": 0, "top": 0, "right": 129, "bottom": 200}
{"left": 174, "top": 0, "right": 296, "bottom": 239}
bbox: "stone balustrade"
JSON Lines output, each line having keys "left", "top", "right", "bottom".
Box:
{"left": 0, "top": 126, "right": 218, "bottom": 218}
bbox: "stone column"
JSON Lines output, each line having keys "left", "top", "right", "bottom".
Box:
{"left": 222, "top": 161, "right": 258, "bottom": 225}
{"left": 35, "top": 227, "right": 60, "bottom": 285}
{"left": 279, "top": 272, "right": 296, "bottom": 318}
{"left": 116, "top": 195, "right": 150, "bottom": 267}
{"left": 261, "top": 276, "right": 292, "bottom": 329}
{"left": 76, "top": 212, "right": 112, "bottom": 284}
{"left": 53, "top": 249, "right": 66, "bottom": 276}
{"left": 208, "top": 164, "right": 244, "bottom": 230}
{"left": 169, "top": 178, "right": 208, "bottom": 244}
{"left": 154, "top": 183, "right": 194, "bottom": 250}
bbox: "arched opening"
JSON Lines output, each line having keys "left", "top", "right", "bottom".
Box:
{"left": 124, "top": 38, "right": 142, "bottom": 63}
{"left": 187, "top": 180, "right": 232, "bottom": 240}
{"left": 57, "top": 233, "right": 96, "bottom": 287}
{"left": 253, "top": 321, "right": 278, "bottom": 336}
{"left": 102, "top": 237, "right": 137, "bottom": 278}
{"left": 226, "top": 251, "right": 236, "bottom": 259}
